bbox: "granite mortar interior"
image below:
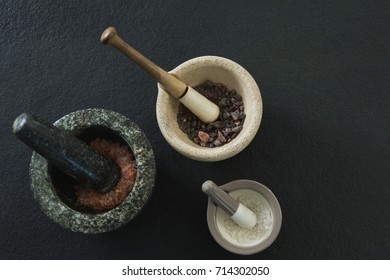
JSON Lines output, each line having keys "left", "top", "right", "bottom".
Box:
{"left": 50, "top": 125, "right": 136, "bottom": 214}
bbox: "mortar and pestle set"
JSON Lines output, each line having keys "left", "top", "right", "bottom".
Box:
{"left": 13, "top": 27, "right": 281, "bottom": 254}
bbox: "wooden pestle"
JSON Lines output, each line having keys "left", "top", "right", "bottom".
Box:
{"left": 101, "top": 27, "right": 220, "bottom": 123}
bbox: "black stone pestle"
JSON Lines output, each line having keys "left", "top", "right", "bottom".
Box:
{"left": 13, "top": 113, "right": 121, "bottom": 193}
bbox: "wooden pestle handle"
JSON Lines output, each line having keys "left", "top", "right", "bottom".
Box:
{"left": 101, "top": 27, "right": 187, "bottom": 99}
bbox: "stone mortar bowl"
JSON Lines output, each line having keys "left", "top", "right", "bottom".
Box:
{"left": 156, "top": 56, "right": 262, "bottom": 162}
{"left": 29, "top": 108, "right": 155, "bottom": 233}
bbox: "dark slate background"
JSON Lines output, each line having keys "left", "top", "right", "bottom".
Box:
{"left": 1, "top": 0, "right": 389, "bottom": 259}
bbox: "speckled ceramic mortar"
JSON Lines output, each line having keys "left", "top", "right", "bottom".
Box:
{"left": 156, "top": 56, "right": 262, "bottom": 161}
{"left": 29, "top": 108, "right": 155, "bottom": 233}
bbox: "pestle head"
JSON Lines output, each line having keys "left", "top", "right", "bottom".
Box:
{"left": 100, "top": 27, "right": 117, "bottom": 44}
{"left": 13, "top": 113, "right": 121, "bottom": 193}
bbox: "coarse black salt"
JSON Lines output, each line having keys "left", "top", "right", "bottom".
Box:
{"left": 177, "top": 81, "right": 245, "bottom": 148}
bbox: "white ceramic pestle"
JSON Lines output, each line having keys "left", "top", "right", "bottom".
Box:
{"left": 202, "top": 180, "right": 257, "bottom": 229}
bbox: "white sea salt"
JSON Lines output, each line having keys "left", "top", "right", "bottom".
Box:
{"left": 215, "top": 189, "right": 273, "bottom": 247}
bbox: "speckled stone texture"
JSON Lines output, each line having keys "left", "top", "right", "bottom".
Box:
{"left": 13, "top": 113, "right": 121, "bottom": 193}
{"left": 29, "top": 109, "right": 155, "bottom": 233}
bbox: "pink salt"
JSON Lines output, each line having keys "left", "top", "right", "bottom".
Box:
{"left": 75, "top": 139, "right": 137, "bottom": 210}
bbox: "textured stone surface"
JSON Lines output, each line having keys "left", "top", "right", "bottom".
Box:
{"left": 13, "top": 113, "right": 121, "bottom": 193}
{"left": 30, "top": 109, "right": 156, "bottom": 233}
{"left": 1, "top": 0, "right": 390, "bottom": 259}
